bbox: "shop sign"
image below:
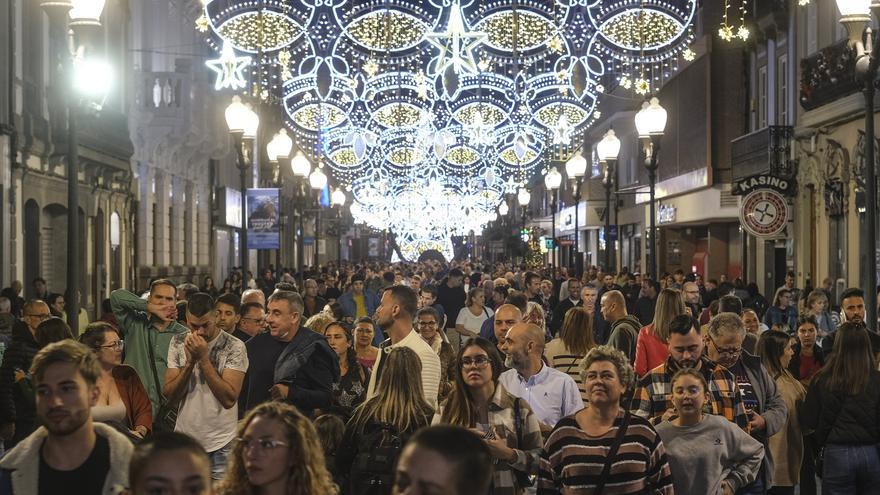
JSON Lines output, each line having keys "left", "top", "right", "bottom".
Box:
{"left": 740, "top": 189, "right": 789, "bottom": 238}
{"left": 657, "top": 204, "right": 676, "bottom": 224}
{"left": 732, "top": 174, "right": 796, "bottom": 196}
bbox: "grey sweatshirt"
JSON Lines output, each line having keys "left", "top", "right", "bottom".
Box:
{"left": 656, "top": 414, "right": 764, "bottom": 495}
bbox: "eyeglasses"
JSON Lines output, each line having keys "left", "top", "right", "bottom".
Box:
{"left": 99, "top": 340, "right": 124, "bottom": 351}
{"left": 709, "top": 337, "right": 742, "bottom": 357}
{"left": 25, "top": 313, "right": 51, "bottom": 321}
{"left": 460, "top": 355, "right": 490, "bottom": 368}
{"left": 235, "top": 437, "right": 289, "bottom": 454}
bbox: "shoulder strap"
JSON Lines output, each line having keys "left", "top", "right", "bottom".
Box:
{"left": 513, "top": 398, "right": 523, "bottom": 448}
{"left": 145, "top": 328, "right": 164, "bottom": 400}
{"left": 595, "top": 412, "right": 631, "bottom": 495}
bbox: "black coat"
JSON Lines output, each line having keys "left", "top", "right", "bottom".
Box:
{"left": 550, "top": 298, "right": 582, "bottom": 336}
{"left": 0, "top": 321, "right": 39, "bottom": 446}
{"left": 802, "top": 370, "right": 880, "bottom": 447}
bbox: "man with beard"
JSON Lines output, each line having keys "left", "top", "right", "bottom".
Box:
{"left": 822, "top": 287, "right": 880, "bottom": 357}
{"left": 239, "top": 291, "right": 338, "bottom": 416}
{"left": 0, "top": 340, "right": 133, "bottom": 494}
{"left": 499, "top": 323, "right": 583, "bottom": 433}
{"left": 631, "top": 314, "right": 749, "bottom": 430}
{"left": 634, "top": 279, "right": 659, "bottom": 326}
{"left": 366, "top": 285, "right": 441, "bottom": 407}
{"left": 164, "top": 293, "right": 248, "bottom": 480}
{"left": 549, "top": 278, "right": 582, "bottom": 337}
{"left": 214, "top": 293, "right": 241, "bottom": 336}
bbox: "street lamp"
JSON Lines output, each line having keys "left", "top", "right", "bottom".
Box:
{"left": 267, "top": 129, "right": 292, "bottom": 274}
{"left": 40, "top": 0, "right": 107, "bottom": 335}
{"left": 289, "top": 150, "right": 311, "bottom": 280}
{"left": 635, "top": 97, "right": 667, "bottom": 280}
{"left": 836, "top": 0, "right": 880, "bottom": 327}
{"left": 310, "top": 166, "right": 328, "bottom": 267}
{"left": 518, "top": 187, "right": 531, "bottom": 263}
{"left": 597, "top": 129, "right": 621, "bottom": 272}
{"left": 566, "top": 152, "right": 587, "bottom": 275}
{"left": 498, "top": 200, "right": 509, "bottom": 216}
{"left": 331, "top": 188, "right": 346, "bottom": 265}
{"left": 225, "top": 95, "right": 260, "bottom": 279}
{"left": 544, "top": 167, "right": 562, "bottom": 268}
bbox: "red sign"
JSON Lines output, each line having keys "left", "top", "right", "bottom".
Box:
{"left": 558, "top": 239, "right": 574, "bottom": 246}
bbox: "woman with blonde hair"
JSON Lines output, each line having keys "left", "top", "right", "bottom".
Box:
{"left": 219, "top": 401, "right": 338, "bottom": 495}
{"left": 544, "top": 307, "right": 595, "bottom": 402}
{"left": 805, "top": 289, "right": 836, "bottom": 339}
{"left": 634, "top": 288, "right": 686, "bottom": 376}
{"left": 337, "top": 347, "right": 434, "bottom": 494}
{"left": 304, "top": 312, "right": 334, "bottom": 335}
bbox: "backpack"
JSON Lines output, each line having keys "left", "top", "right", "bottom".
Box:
{"left": 350, "top": 422, "right": 403, "bottom": 495}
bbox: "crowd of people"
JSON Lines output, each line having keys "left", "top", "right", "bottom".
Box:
{"left": 0, "top": 261, "right": 876, "bottom": 494}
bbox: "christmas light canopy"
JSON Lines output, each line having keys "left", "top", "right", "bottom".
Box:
{"left": 200, "top": 0, "right": 697, "bottom": 260}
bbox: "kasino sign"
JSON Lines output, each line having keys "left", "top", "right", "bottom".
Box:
{"left": 731, "top": 174, "right": 795, "bottom": 197}
{"left": 733, "top": 174, "right": 795, "bottom": 238}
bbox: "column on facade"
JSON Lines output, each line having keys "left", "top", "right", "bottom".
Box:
{"left": 137, "top": 163, "right": 154, "bottom": 266}
{"left": 154, "top": 171, "right": 171, "bottom": 266}
{"left": 197, "top": 182, "right": 211, "bottom": 267}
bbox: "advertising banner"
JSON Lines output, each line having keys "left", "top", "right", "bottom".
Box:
{"left": 246, "top": 188, "right": 280, "bottom": 249}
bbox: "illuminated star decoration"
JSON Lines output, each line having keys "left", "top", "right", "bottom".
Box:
{"left": 205, "top": 42, "right": 251, "bottom": 91}
{"left": 425, "top": 0, "right": 487, "bottom": 77}
{"left": 466, "top": 110, "right": 495, "bottom": 147}
{"left": 551, "top": 114, "right": 572, "bottom": 145}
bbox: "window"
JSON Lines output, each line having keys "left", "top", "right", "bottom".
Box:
{"left": 758, "top": 66, "right": 768, "bottom": 129}
{"left": 777, "top": 54, "right": 789, "bottom": 125}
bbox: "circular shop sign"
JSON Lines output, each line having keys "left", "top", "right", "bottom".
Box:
{"left": 740, "top": 189, "right": 789, "bottom": 238}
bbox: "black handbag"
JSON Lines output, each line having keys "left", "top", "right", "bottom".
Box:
{"left": 512, "top": 398, "right": 534, "bottom": 488}
{"left": 146, "top": 330, "right": 179, "bottom": 433}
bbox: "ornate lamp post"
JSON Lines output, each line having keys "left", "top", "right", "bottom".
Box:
{"left": 836, "top": 0, "right": 880, "bottom": 326}
{"left": 331, "top": 188, "right": 346, "bottom": 265}
{"left": 41, "top": 0, "right": 108, "bottom": 334}
{"left": 290, "top": 150, "right": 311, "bottom": 281}
{"left": 309, "top": 165, "right": 328, "bottom": 267}
{"left": 544, "top": 167, "right": 562, "bottom": 268}
{"left": 266, "top": 128, "right": 293, "bottom": 274}
{"left": 597, "top": 129, "right": 621, "bottom": 272}
{"left": 225, "top": 96, "right": 260, "bottom": 278}
{"left": 565, "top": 152, "right": 587, "bottom": 275}
{"left": 635, "top": 97, "right": 667, "bottom": 280}
{"left": 518, "top": 187, "right": 531, "bottom": 264}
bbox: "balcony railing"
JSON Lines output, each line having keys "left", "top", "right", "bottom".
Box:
{"left": 730, "top": 126, "right": 795, "bottom": 181}
{"left": 800, "top": 39, "right": 858, "bottom": 111}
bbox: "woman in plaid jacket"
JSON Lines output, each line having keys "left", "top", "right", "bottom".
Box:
{"left": 432, "top": 337, "right": 542, "bottom": 495}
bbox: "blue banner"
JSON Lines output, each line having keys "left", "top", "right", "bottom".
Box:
{"left": 246, "top": 188, "right": 280, "bottom": 249}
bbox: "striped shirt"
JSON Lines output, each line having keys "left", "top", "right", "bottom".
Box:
{"left": 537, "top": 410, "right": 674, "bottom": 494}
{"left": 544, "top": 339, "right": 588, "bottom": 402}
{"left": 630, "top": 356, "right": 749, "bottom": 430}
{"left": 433, "top": 383, "right": 543, "bottom": 495}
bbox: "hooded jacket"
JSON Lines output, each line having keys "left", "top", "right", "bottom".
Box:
{"left": 0, "top": 422, "right": 133, "bottom": 494}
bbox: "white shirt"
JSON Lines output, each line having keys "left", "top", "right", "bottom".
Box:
{"left": 168, "top": 331, "right": 248, "bottom": 452}
{"left": 499, "top": 363, "right": 584, "bottom": 427}
{"left": 456, "top": 306, "right": 494, "bottom": 335}
{"left": 366, "top": 329, "right": 442, "bottom": 408}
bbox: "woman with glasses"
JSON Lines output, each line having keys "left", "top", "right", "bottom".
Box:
{"left": 220, "top": 401, "right": 338, "bottom": 495}
{"left": 79, "top": 321, "right": 152, "bottom": 440}
{"left": 433, "top": 337, "right": 541, "bottom": 495}
{"left": 417, "top": 307, "right": 455, "bottom": 402}
{"left": 323, "top": 322, "right": 370, "bottom": 415}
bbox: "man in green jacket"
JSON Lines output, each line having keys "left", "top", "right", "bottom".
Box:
{"left": 110, "top": 280, "right": 188, "bottom": 415}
